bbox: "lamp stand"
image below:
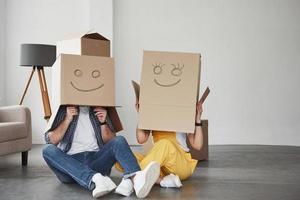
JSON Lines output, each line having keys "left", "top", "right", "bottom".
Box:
{"left": 19, "top": 66, "right": 52, "bottom": 121}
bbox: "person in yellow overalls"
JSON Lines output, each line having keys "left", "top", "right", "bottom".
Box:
{"left": 115, "top": 101, "right": 204, "bottom": 196}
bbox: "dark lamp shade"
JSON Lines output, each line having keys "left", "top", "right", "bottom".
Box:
{"left": 20, "top": 44, "right": 56, "bottom": 67}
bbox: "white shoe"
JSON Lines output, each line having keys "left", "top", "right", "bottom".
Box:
{"left": 91, "top": 173, "right": 116, "bottom": 198}
{"left": 160, "top": 174, "right": 182, "bottom": 188}
{"left": 115, "top": 178, "right": 134, "bottom": 197}
{"left": 133, "top": 161, "right": 160, "bottom": 198}
{"left": 103, "top": 176, "right": 117, "bottom": 191}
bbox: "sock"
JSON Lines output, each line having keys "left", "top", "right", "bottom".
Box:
{"left": 160, "top": 174, "right": 183, "bottom": 188}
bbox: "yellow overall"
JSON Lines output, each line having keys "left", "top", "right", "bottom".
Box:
{"left": 116, "top": 131, "right": 198, "bottom": 180}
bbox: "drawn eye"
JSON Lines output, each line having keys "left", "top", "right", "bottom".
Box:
{"left": 171, "top": 63, "right": 184, "bottom": 76}
{"left": 153, "top": 63, "right": 164, "bottom": 75}
{"left": 92, "top": 70, "right": 101, "bottom": 78}
{"left": 74, "top": 69, "right": 83, "bottom": 77}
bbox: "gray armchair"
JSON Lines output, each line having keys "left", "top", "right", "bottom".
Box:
{"left": 0, "top": 105, "right": 32, "bottom": 165}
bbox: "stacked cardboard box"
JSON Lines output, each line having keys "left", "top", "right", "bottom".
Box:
{"left": 47, "top": 33, "right": 122, "bottom": 132}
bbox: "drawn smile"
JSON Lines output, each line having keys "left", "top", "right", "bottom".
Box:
{"left": 154, "top": 79, "right": 181, "bottom": 87}
{"left": 70, "top": 82, "right": 104, "bottom": 92}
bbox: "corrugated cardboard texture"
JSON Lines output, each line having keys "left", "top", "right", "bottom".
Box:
{"left": 139, "top": 50, "right": 201, "bottom": 133}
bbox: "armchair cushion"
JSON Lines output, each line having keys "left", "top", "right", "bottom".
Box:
{"left": 0, "top": 105, "right": 32, "bottom": 157}
{"left": 0, "top": 122, "right": 28, "bottom": 142}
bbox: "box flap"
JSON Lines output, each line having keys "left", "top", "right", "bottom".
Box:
{"left": 131, "top": 80, "right": 140, "bottom": 102}
{"left": 199, "top": 87, "right": 210, "bottom": 104}
{"left": 82, "top": 33, "right": 109, "bottom": 41}
{"left": 107, "top": 107, "right": 123, "bottom": 132}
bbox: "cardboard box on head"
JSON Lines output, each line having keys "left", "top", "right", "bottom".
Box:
{"left": 46, "top": 32, "right": 122, "bottom": 133}
{"left": 132, "top": 81, "right": 209, "bottom": 161}
{"left": 52, "top": 54, "right": 116, "bottom": 107}
{"left": 138, "top": 50, "right": 201, "bottom": 133}
{"left": 57, "top": 32, "right": 110, "bottom": 57}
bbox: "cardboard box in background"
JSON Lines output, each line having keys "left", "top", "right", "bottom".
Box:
{"left": 187, "top": 120, "right": 208, "bottom": 161}
{"left": 139, "top": 50, "right": 201, "bottom": 133}
{"left": 57, "top": 32, "right": 110, "bottom": 57}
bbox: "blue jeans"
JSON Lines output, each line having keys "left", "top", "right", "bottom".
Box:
{"left": 42, "top": 136, "right": 141, "bottom": 190}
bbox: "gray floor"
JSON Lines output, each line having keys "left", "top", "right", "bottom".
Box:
{"left": 0, "top": 145, "right": 300, "bottom": 200}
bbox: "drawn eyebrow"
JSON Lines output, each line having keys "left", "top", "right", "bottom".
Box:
{"left": 171, "top": 63, "right": 184, "bottom": 70}
{"left": 152, "top": 63, "right": 165, "bottom": 67}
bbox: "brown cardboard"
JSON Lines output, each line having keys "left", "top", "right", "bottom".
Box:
{"left": 199, "top": 87, "right": 210, "bottom": 104}
{"left": 57, "top": 32, "right": 110, "bottom": 57}
{"left": 139, "top": 50, "right": 201, "bottom": 133}
{"left": 131, "top": 80, "right": 140, "bottom": 102}
{"left": 187, "top": 120, "right": 209, "bottom": 160}
{"left": 47, "top": 53, "right": 122, "bottom": 132}
{"left": 107, "top": 107, "right": 123, "bottom": 132}
{"left": 141, "top": 120, "right": 209, "bottom": 161}
{"left": 53, "top": 54, "right": 115, "bottom": 107}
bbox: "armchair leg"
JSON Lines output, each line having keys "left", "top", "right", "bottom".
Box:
{"left": 22, "top": 151, "right": 28, "bottom": 166}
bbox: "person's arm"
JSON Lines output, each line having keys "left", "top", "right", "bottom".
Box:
{"left": 94, "top": 107, "right": 116, "bottom": 144}
{"left": 48, "top": 106, "right": 78, "bottom": 145}
{"left": 187, "top": 102, "right": 204, "bottom": 150}
{"left": 134, "top": 102, "right": 151, "bottom": 144}
{"left": 136, "top": 127, "right": 150, "bottom": 144}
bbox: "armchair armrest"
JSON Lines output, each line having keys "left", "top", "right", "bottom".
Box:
{"left": 0, "top": 105, "right": 32, "bottom": 135}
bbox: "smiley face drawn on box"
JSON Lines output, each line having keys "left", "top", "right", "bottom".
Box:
{"left": 52, "top": 54, "right": 116, "bottom": 108}
{"left": 152, "top": 62, "right": 184, "bottom": 87}
{"left": 70, "top": 68, "right": 104, "bottom": 92}
{"left": 140, "top": 50, "right": 200, "bottom": 107}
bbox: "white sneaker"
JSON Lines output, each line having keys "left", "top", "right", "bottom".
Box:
{"left": 103, "top": 176, "right": 117, "bottom": 191}
{"left": 133, "top": 161, "right": 160, "bottom": 198}
{"left": 160, "top": 174, "right": 182, "bottom": 188}
{"left": 115, "top": 178, "right": 134, "bottom": 197}
{"left": 91, "top": 173, "right": 116, "bottom": 198}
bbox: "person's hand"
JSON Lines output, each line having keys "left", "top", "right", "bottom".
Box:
{"left": 66, "top": 106, "right": 78, "bottom": 123}
{"left": 195, "top": 101, "right": 203, "bottom": 123}
{"left": 135, "top": 101, "right": 140, "bottom": 113}
{"left": 94, "top": 107, "right": 107, "bottom": 123}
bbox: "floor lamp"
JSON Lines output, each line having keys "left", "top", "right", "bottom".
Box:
{"left": 19, "top": 44, "right": 56, "bottom": 120}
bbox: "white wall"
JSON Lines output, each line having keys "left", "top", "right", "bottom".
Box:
{"left": 0, "top": 0, "right": 6, "bottom": 106}
{"left": 4, "top": 0, "right": 113, "bottom": 144}
{"left": 89, "top": 0, "right": 113, "bottom": 49}
{"left": 114, "top": 0, "right": 300, "bottom": 145}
